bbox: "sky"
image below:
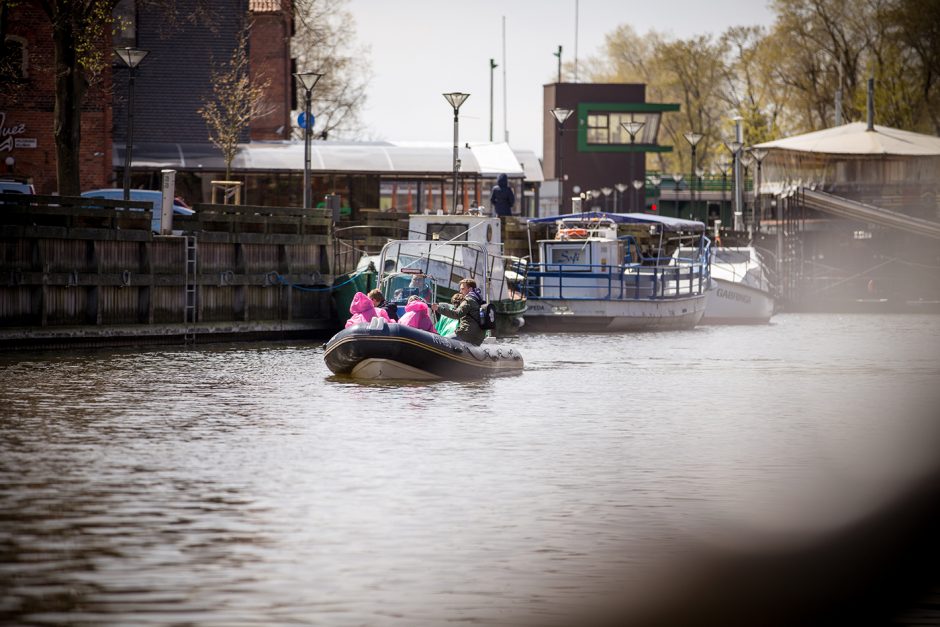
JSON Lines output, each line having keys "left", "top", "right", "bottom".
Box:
{"left": 347, "top": 0, "right": 778, "bottom": 158}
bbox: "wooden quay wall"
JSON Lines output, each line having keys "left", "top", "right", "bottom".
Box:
{"left": 0, "top": 194, "right": 337, "bottom": 350}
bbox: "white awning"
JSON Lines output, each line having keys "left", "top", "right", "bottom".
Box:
{"left": 119, "top": 140, "right": 532, "bottom": 178}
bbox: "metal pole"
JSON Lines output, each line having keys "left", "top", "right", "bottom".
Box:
{"left": 734, "top": 118, "right": 744, "bottom": 231}
{"left": 123, "top": 66, "right": 136, "bottom": 201}
{"left": 303, "top": 88, "right": 312, "bottom": 209}
{"left": 690, "top": 144, "right": 696, "bottom": 220}
{"left": 489, "top": 59, "right": 496, "bottom": 142}
{"left": 558, "top": 125, "right": 565, "bottom": 214}
{"left": 452, "top": 106, "right": 459, "bottom": 213}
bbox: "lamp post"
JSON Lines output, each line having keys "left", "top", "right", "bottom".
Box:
{"left": 749, "top": 147, "right": 769, "bottom": 231}
{"left": 724, "top": 140, "right": 743, "bottom": 230}
{"left": 614, "top": 182, "right": 627, "bottom": 212}
{"left": 115, "top": 47, "right": 149, "bottom": 202}
{"left": 553, "top": 45, "right": 562, "bottom": 83}
{"left": 683, "top": 131, "right": 703, "bottom": 222}
{"left": 550, "top": 107, "right": 573, "bottom": 214}
{"left": 590, "top": 189, "right": 601, "bottom": 211}
{"left": 489, "top": 60, "right": 497, "bottom": 142}
{"left": 443, "top": 92, "right": 470, "bottom": 214}
{"left": 648, "top": 174, "right": 661, "bottom": 212}
{"left": 739, "top": 150, "right": 754, "bottom": 233}
{"left": 632, "top": 179, "right": 644, "bottom": 212}
{"left": 672, "top": 173, "right": 684, "bottom": 216}
{"left": 601, "top": 186, "right": 613, "bottom": 211}
{"left": 295, "top": 71, "right": 324, "bottom": 209}
{"left": 694, "top": 167, "right": 705, "bottom": 220}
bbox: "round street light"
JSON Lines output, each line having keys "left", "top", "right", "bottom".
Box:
{"left": 115, "top": 47, "right": 149, "bottom": 202}
{"left": 295, "top": 72, "right": 324, "bottom": 210}
{"left": 551, "top": 107, "right": 574, "bottom": 214}
{"left": 614, "top": 182, "right": 627, "bottom": 212}
{"left": 443, "top": 92, "right": 470, "bottom": 214}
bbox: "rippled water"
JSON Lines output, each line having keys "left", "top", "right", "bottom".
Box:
{"left": 1, "top": 314, "right": 939, "bottom": 625}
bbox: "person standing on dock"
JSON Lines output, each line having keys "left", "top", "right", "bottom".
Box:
{"left": 490, "top": 173, "right": 515, "bottom": 218}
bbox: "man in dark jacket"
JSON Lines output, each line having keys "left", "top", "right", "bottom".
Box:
{"left": 432, "top": 278, "right": 486, "bottom": 345}
{"left": 490, "top": 173, "right": 515, "bottom": 217}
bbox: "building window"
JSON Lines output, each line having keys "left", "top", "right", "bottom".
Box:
{"left": 585, "top": 111, "right": 662, "bottom": 145}
{"left": 586, "top": 114, "right": 609, "bottom": 144}
{"left": 0, "top": 36, "right": 28, "bottom": 80}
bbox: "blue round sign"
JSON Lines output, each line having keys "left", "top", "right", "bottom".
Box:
{"left": 298, "top": 111, "right": 315, "bottom": 129}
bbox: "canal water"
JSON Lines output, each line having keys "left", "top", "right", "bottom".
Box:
{"left": 2, "top": 314, "right": 939, "bottom": 626}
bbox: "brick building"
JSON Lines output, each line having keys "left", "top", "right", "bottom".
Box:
{"left": 0, "top": 2, "right": 113, "bottom": 194}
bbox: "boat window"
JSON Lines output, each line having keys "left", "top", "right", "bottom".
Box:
{"left": 425, "top": 223, "right": 468, "bottom": 242}
{"left": 547, "top": 244, "right": 592, "bottom": 270}
{"left": 714, "top": 250, "right": 751, "bottom": 264}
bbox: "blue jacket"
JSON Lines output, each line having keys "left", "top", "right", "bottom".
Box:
{"left": 490, "top": 174, "right": 515, "bottom": 217}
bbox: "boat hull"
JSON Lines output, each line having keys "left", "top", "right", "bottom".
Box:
{"left": 324, "top": 322, "right": 524, "bottom": 379}
{"left": 701, "top": 278, "right": 774, "bottom": 324}
{"left": 522, "top": 294, "right": 706, "bottom": 332}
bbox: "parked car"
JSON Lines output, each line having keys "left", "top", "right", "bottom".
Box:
{"left": 81, "top": 188, "right": 194, "bottom": 232}
{"left": 0, "top": 179, "right": 36, "bottom": 203}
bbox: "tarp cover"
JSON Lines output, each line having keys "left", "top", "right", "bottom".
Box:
{"left": 527, "top": 211, "right": 705, "bottom": 232}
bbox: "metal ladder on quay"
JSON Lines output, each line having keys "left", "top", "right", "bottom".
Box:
{"left": 184, "top": 235, "right": 197, "bottom": 344}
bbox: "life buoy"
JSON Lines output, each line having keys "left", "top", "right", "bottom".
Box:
{"left": 556, "top": 227, "right": 588, "bottom": 239}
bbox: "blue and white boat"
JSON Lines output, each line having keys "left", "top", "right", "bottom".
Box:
{"left": 522, "top": 212, "right": 710, "bottom": 332}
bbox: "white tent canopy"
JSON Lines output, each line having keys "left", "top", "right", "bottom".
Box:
{"left": 755, "top": 122, "right": 940, "bottom": 157}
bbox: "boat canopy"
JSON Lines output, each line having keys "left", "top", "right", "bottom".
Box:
{"left": 527, "top": 212, "right": 705, "bottom": 233}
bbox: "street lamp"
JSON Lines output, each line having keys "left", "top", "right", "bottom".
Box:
{"left": 550, "top": 107, "right": 573, "bottom": 214}
{"left": 749, "top": 147, "right": 769, "bottom": 230}
{"left": 295, "top": 71, "right": 324, "bottom": 209}
{"left": 648, "top": 174, "right": 662, "bottom": 212}
{"left": 694, "top": 167, "right": 705, "bottom": 220}
{"left": 614, "top": 182, "right": 627, "bottom": 212}
{"left": 489, "top": 60, "right": 497, "bottom": 142}
{"left": 739, "top": 150, "right": 754, "bottom": 231}
{"left": 683, "top": 131, "right": 703, "bottom": 221}
{"left": 590, "top": 189, "right": 601, "bottom": 211}
{"left": 672, "top": 173, "right": 684, "bottom": 216}
{"left": 443, "top": 92, "right": 469, "bottom": 214}
{"left": 621, "top": 120, "right": 645, "bottom": 144}
{"left": 632, "top": 179, "right": 644, "bottom": 212}
{"left": 601, "top": 186, "right": 613, "bottom": 211}
{"left": 724, "top": 140, "right": 744, "bottom": 229}
{"left": 115, "top": 46, "right": 149, "bottom": 202}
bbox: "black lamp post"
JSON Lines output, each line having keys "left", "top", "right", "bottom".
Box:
{"left": 648, "top": 175, "right": 661, "bottom": 212}
{"left": 550, "top": 107, "right": 573, "bottom": 214}
{"left": 683, "top": 131, "right": 703, "bottom": 221}
{"left": 672, "top": 173, "right": 684, "bottom": 216}
{"left": 295, "top": 71, "right": 324, "bottom": 209}
{"left": 489, "top": 60, "right": 497, "bottom": 142}
{"left": 632, "top": 179, "right": 645, "bottom": 212}
{"left": 724, "top": 140, "right": 744, "bottom": 230}
{"left": 749, "top": 147, "right": 769, "bottom": 231}
{"left": 601, "top": 186, "right": 613, "bottom": 211}
{"left": 443, "top": 92, "right": 470, "bottom": 214}
{"left": 614, "top": 183, "right": 627, "bottom": 212}
{"left": 115, "top": 47, "right": 149, "bottom": 202}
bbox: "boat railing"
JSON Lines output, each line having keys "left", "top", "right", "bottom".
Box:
{"left": 525, "top": 260, "right": 707, "bottom": 301}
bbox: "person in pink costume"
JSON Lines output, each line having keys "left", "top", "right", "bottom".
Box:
{"left": 397, "top": 297, "right": 438, "bottom": 334}
{"left": 345, "top": 291, "right": 389, "bottom": 328}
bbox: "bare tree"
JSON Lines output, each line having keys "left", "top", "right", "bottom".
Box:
{"left": 291, "top": 0, "right": 370, "bottom": 140}
{"left": 198, "top": 25, "right": 273, "bottom": 180}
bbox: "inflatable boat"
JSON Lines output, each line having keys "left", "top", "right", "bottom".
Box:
{"left": 323, "top": 318, "right": 524, "bottom": 380}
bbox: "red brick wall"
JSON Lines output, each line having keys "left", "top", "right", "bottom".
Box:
{"left": 249, "top": 2, "right": 293, "bottom": 141}
{"left": 1, "top": 2, "right": 113, "bottom": 194}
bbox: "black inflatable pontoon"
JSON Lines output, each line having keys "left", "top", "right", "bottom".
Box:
{"left": 324, "top": 319, "right": 524, "bottom": 380}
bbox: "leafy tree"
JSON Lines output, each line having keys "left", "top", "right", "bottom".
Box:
{"left": 198, "top": 26, "right": 272, "bottom": 180}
